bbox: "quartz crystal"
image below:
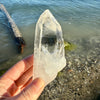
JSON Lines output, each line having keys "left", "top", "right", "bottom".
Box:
{"left": 33, "top": 9, "right": 66, "bottom": 85}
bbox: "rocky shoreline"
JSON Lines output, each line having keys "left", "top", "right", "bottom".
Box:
{"left": 0, "top": 36, "right": 99, "bottom": 100}
{"left": 39, "top": 36, "right": 100, "bottom": 100}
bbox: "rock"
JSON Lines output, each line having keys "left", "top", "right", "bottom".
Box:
{"left": 33, "top": 9, "right": 66, "bottom": 85}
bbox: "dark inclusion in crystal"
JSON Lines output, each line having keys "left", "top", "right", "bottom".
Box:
{"left": 42, "top": 35, "right": 57, "bottom": 46}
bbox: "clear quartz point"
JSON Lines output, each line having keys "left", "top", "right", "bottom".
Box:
{"left": 33, "top": 9, "right": 66, "bottom": 85}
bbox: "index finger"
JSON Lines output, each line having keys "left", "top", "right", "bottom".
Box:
{"left": 1, "top": 55, "right": 33, "bottom": 81}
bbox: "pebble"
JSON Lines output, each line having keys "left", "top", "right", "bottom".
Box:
{"left": 87, "top": 91, "right": 90, "bottom": 94}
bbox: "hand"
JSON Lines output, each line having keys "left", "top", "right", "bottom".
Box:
{"left": 0, "top": 55, "right": 45, "bottom": 100}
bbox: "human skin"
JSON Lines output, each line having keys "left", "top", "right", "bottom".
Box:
{"left": 0, "top": 55, "right": 45, "bottom": 100}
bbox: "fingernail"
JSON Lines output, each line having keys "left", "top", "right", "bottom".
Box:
{"left": 32, "top": 78, "right": 44, "bottom": 93}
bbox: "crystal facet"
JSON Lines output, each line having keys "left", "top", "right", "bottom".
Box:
{"left": 33, "top": 9, "right": 66, "bottom": 85}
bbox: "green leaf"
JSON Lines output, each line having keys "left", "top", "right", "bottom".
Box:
{"left": 64, "top": 41, "right": 76, "bottom": 52}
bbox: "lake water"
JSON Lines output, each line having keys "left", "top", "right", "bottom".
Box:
{"left": 0, "top": 0, "right": 100, "bottom": 70}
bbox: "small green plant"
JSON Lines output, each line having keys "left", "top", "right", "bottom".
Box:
{"left": 57, "top": 71, "right": 64, "bottom": 78}
{"left": 0, "top": 69, "right": 7, "bottom": 76}
{"left": 64, "top": 41, "right": 76, "bottom": 52}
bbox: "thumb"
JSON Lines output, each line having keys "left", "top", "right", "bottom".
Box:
{"left": 14, "top": 78, "right": 45, "bottom": 100}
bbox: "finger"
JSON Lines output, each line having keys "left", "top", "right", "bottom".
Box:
{"left": 12, "top": 77, "right": 33, "bottom": 96}
{"left": 1, "top": 55, "right": 33, "bottom": 82}
{"left": 15, "top": 66, "right": 33, "bottom": 87}
{"left": 0, "top": 78, "right": 18, "bottom": 97}
{"left": 13, "top": 78, "right": 45, "bottom": 100}
{"left": 21, "top": 76, "right": 33, "bottom": 91}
